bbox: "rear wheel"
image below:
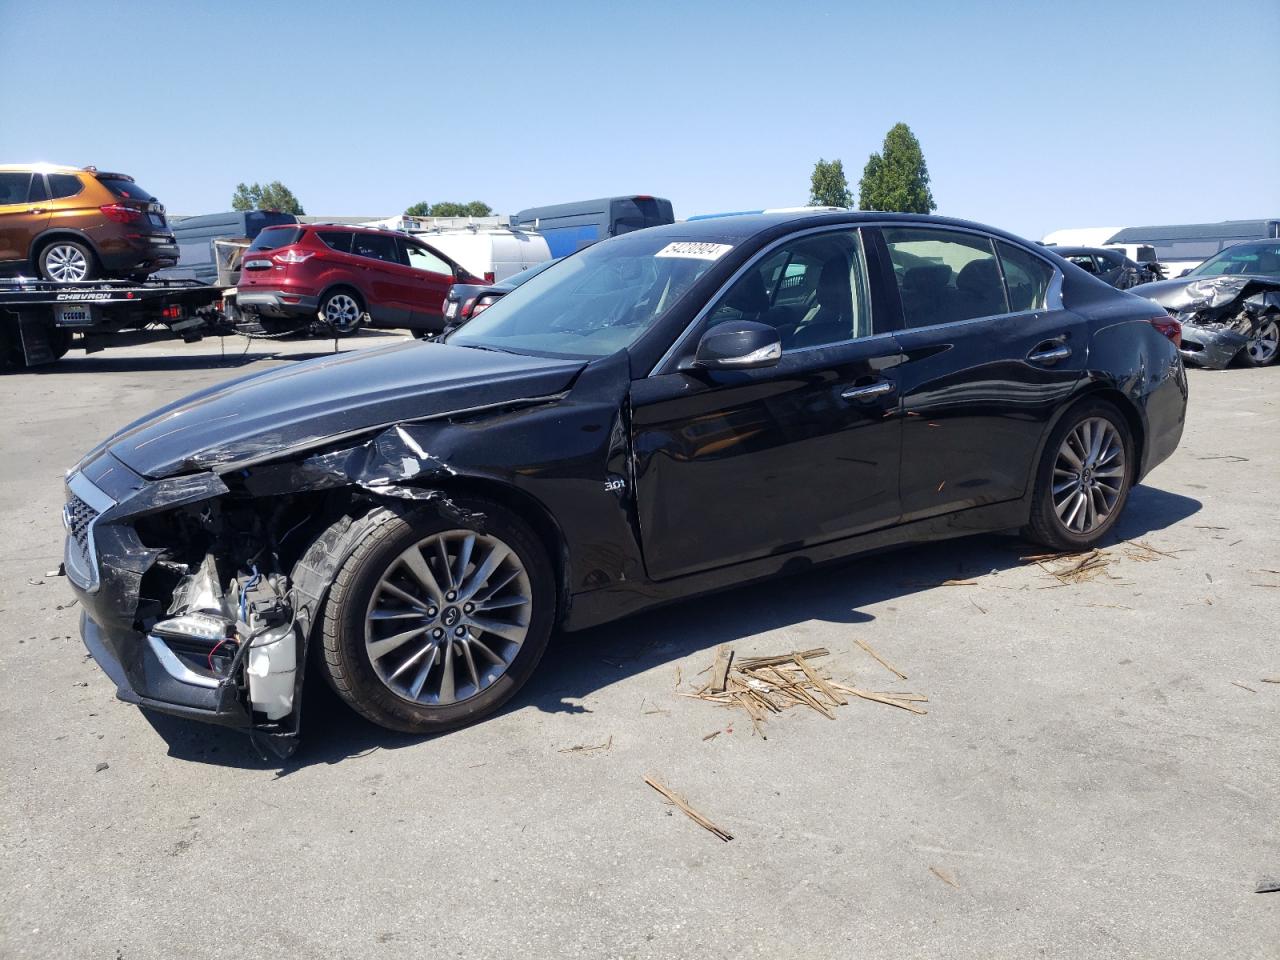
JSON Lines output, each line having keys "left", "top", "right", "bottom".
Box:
{"left": 1239, "top": 315, "right": 1279, "bottom": 368}
{"left": 1025, "top": 399, "right": 1134, "bottom": 551}
{"left": 318, "top": 501, "right": 555, "bottom": 733}
{"left": 38, "top": 240, "right": 98, "bottom": 282}
{"left": 318, "top": 289, "right": 365, "bottom": 336}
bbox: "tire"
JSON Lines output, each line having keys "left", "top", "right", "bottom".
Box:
{"left": 37, "top": 240, "right": 98, "bottom": 283}
{"left": 1238, "top": 315, "right": 1279, "bottom": 368}
{"left": 318, "top": 288, "right": 365, "bottom": 336}
{"left": 318, "top": 500, "right": 556, "bottom": 733}
{"left": 1024, "top": 398, "right": 1135, "bottom": 552}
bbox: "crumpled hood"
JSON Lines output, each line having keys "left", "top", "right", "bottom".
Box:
{"left": 101, "top": 339, "right": 585, "bottom": 479}
{"left": 1136, "top": 273, "right": 1279, "bottom": 312}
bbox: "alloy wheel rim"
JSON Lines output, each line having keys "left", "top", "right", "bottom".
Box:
{"left": 1247, "top": 318, "right": 1279, "bottom": 364}
{"left": 324, "top": 294, "right": 361, "bottom": 332}
{"left": 46, "top": 245, "right": 88, "bottom": 282}
{"left": 1052, "top": 417, "right": 1126, "bottom": 535}
{"left": 364, "top": 530, "right": 532, "bottom": 706}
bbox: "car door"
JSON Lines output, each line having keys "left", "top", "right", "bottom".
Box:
{"left": 400, "top": 238, "right": 456, "bottom": 327}
{"left": 630, "top": 227, "right": 905, "bottom": 581}
{"left": 875, "top": 226, "right": 1087, "bottom": 523}
{"left": 349, "top": 231, "right": 416, "bottom": 324}
{"left": 0, "top": 172, "right": 48, "bottom": 265}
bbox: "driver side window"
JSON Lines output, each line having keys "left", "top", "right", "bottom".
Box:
{"left": 406, "top": 243, "right": 451, "bottom": 275}
{"left": 704, "top": 229, "right": 872, "bottom": 351}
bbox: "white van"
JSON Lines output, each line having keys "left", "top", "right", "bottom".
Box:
{"left": 408, "top": 226, "right": 551, "bottom": 282}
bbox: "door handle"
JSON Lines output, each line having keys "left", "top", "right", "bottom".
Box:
{"left": 841, "top": 380, "right": 895, "bottom": 401}
{"left": 28, "top": 207, "right": 48, "bottom": 213}
{"left": 1028, "top": 342, "right": 1071, "bottom": 364}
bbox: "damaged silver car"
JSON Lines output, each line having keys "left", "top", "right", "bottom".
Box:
{"left": 1134, "top": 240, "right": 1280, "bottom": 369}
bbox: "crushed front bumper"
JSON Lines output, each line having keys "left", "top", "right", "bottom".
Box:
{"left": 81, "top": 612, "right": 249, "bottom": 727}
{"left": 1179, "top": 325, "right": 1248, "bottom": 369}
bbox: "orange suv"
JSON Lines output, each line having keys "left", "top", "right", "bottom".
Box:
{"left": 0, "top": 164, "right": 177, "bottom": 282}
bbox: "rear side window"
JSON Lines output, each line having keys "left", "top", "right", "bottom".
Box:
{"left": 352, "top": 233, "right": 400, "bottom": 263}
{"left": 248, "top": 227, "right": 303, "bottom": 251}
{"left": 28, "top": 175, "right": 48, "bottom": 202}
{"left": 48, "top": 174, "right": 84, "bottom": 199}
{"left": 998, "top": 242, "right": 1055, "bottom": 312}
{"left": 884, "top": 228, "right": 1008, "bottom": 327}
{"left": 317, "top": 231, "right": 353, "bottom": 253}
{"left": 0, "top": 172, "right": 31, "bottom": 204}
{"left": 98, "top": 177, "right": 156, "bottom": 202}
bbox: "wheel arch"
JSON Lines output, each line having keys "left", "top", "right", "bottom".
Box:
{"left": 318, "top": 282, "right": 367, "bottom": 311}
{"left": 1032, "top": 383, "right": 1148, "bottom": 490}
{"left": 31, "top": 228, "right": 101, "bottom": 267}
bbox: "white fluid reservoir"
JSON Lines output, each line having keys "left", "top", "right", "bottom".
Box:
{"left": 246, "top": 623, "right": 297, "bottom": 720}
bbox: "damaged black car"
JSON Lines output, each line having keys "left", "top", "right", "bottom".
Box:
{"left": 64, "top": 212, "right": 1187, "bottom": 753}
{"left": 1133, "top": 240, "right": 1280, "bottom": 369}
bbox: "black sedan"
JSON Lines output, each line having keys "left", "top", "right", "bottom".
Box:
{"left": 63, "top": 212, "right": 1187, "bottom": 751}
{"left": 440, "top": 257, "right": 558, "bottom": 334}
{"left": 1049, "top": 245, "right": 1160, "bottom": 290}
{"left": 1131, "top": 239, "right": 1280, "bottom": 368}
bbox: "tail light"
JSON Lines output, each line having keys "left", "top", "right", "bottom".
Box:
{"left": 471, "top": 296, "right": 497, "bottom": 317}
{"left": 99, "top": 203, "right": 143, "bottom": 224}
{"left": 461, "top": 296, "right": 478, "bottom": 318}
{"left": 162, "top": 305, "right": 183, "bottom": 320}
{"left": 272, "top": 248, "right": 313, "bottom": 264}
{"left": 483, "top": 271, "right": 496, "bottom": 283}
{"left": 1148, "top": 315, "right": 1181, "bottom": 349}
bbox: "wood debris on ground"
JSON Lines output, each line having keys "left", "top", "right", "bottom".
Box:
{"left": 680, "top": 646, "right": 926, "bottom": 737}
{"left": 930, "top": 866, "right": 960, "bottom": 889}
{"left": 558, "top": 735, "right": 613, "bottom": 754}
{"left": 644, "top": 776, "right": 733, "bottom": 841}
{"left": 1024, "top": 539, "right": 1184, "bottom": 586}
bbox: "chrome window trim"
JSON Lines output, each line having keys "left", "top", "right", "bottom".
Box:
{"left": 64, "top": 471, "right": 116, "bottom": 594}
{"left": 650, "top": 224, "right": 878, "bottom": 376}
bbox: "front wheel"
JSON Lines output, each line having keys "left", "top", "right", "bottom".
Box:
{"left": 318, "top": 501, "right": 556, "bottom": 733}
{"left": 318, "top": 289, "right": 365, "bottom": 336}
{"left": 1024, "top": 400, "right": 1134, "bottom": 551}
{"left": 1239, "top": 315, "right": 1280, "bottom": 368}
{"left": 38, "top": 240, "right": 98, "bottom": 282}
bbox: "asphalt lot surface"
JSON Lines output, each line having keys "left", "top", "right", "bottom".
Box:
{"left": 1, "top": 333, "right": 1276, "bottom": 959}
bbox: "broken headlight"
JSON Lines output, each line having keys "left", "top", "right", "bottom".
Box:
{"left": 151, "top": 611, "right": 235, "bottom": 644}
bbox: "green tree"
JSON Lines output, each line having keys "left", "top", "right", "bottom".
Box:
{"left": 808, "top": 158, "right": 853, "bottom": 208}
{"left": 231, "top": 181, "right": 305, "bottom": 215}
{"left": 857, "top": 123, "right": 935, "bottom": 213}
{"left": 404, "top": 201, "right": 433, "bottom": 217}
{"left": 426, "top": 200, "right": 493, "bottom": 217}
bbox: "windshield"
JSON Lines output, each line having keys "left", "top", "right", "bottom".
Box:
{"left": 1187, "top": 241, "right": 1280, "bottom": 278}
{"left": 446, "top": 233, "right": 728, "bottom": 358}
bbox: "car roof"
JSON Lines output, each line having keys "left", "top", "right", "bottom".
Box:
{"left": 0, "top": 162, "right": 89, "bottom": 174}
{"left": 650, "top": 210, "right": 1039, "bottom": 248}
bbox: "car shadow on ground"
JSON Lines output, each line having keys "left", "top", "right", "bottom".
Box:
{"left": 142, "top": 484, "right": 1201, "bottom": 771}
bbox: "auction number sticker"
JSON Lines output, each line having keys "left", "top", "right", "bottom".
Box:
{"left": 655, "top": 241, "right": 733, "bottom": 261}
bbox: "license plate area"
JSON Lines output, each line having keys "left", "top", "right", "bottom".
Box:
{"left": 55, "top": 305, "right": 95, "bottom": 327}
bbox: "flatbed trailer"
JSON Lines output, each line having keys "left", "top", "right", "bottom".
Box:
{"left": 0, "top": 278, "right": 229, "bottom": 368}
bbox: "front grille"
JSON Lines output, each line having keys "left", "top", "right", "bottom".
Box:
{"left": 63, "top": 475, "right": 113, "bottom": 592}
{"left": 65, "top": 494, "right": 98, "bottom": 551}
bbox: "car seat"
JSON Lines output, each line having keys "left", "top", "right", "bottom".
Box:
{"left": 787, "top": 257, "right": 852, "bottom": 348}
{"left": 900, "top": 264, "right": 953, "bottom": 327}
{"left": 955, "top": 259, "right": 1007, "bottom": 320}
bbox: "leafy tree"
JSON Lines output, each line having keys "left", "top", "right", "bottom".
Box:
{"left": 404, "top": 201, "right": 432, "bottom": 217}
{"left": 857, "top": 123, "right": 935, "bottom": 213}
{"left": 809, "top": 158, "right": 853, "bottom": 208}
{"left": 231, "top": 181, "right": 305, "bottom": 215}
{"left": 425, "top": 200, "right": 493, "bottom": 217}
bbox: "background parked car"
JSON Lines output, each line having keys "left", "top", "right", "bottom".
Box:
{"left": 237, "top": 224, "right": 481, "bottom": 334}
{"left": 1133, "top": 239, "right": 1280, "bottom": 368}
{"left": 403, "top": 225, "right": 550, "bottom": 283}
{"left": 0, "top": 163, "right": 177, "bottom": 281}
{"left": 1050, "top": 245, "right": 1161, "bottom": 289}
{"left": 440, "top": 257, "right": 559, "bottom": 334}
{"left": 158, "top": 210, "right": 299, "bottom": 285}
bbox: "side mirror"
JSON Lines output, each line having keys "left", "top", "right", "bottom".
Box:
{"left": 688, "top": 320, "right": 781, "bottom": 370}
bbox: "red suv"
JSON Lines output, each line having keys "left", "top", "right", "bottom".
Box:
{"left": 237, "top": 225, "right": 479, "bottom": 334}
